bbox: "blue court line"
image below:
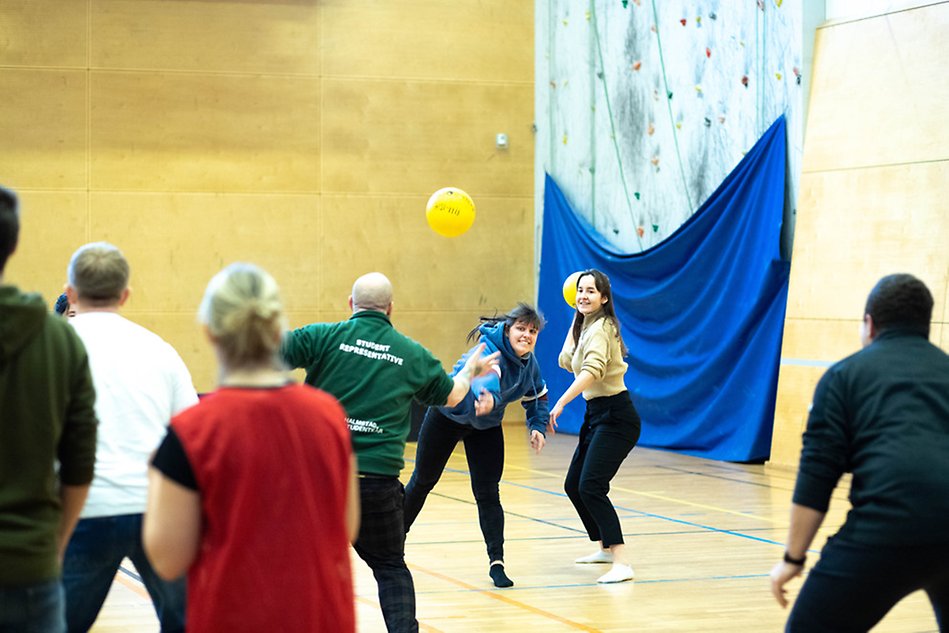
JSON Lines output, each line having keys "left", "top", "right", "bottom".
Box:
{"left": 414, "top": 572, "right": 772, "bottom": 595}
{"left": 653, "top": 464, "right": 852, "bottom": 504}
{"left": 118, "top": 565, "right": 142, "bottom": 582}
{"left": 410, "top": 461, "right": 818, "bottom": 555}
{"left": 653, "top": 464, "right": 793, "bottom": 490}
{"left": 413, "top": 526, "right": 779, "bottom": 548}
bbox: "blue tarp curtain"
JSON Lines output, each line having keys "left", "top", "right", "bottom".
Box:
{"left": 536, "top": 116, "right": 790, "bottom": 462}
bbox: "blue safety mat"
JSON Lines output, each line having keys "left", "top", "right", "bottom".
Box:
{"left": 537, "top": 116, "right": 790, "bottom": 462}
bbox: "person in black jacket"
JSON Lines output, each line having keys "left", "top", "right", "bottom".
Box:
{"left": 770, "top": 273, "right": 949, "bottom": 632}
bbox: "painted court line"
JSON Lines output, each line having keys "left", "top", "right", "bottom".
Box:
{"left": 115, "top": 568, "right": 150, "bottom": 600}
{"left": 355, "top": 596, "right": 445, "bottom": 633}
{"left": 420, "top": 461, "right": 802, "bottom": 552}
{"left": 412, "top": 572, "right": 772, "bottom": 595}
{"left": 408, "top": 562, "right": 602, "bottom": 632}
{"left": 424, "top": 458, "right": 773, "bottom": 524}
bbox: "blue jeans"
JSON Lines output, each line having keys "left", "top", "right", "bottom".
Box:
{"left": 0, "top": 579, "right": 65, "bottom": 633}
{"left": 354, "top": 476, "right": 417, "bottom": 633}
{"left": 62, "top": 514, "right": 185, "bottom": 633}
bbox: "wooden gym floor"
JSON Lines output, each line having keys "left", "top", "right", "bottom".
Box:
{"left": 91, "top": 424, "right": 938, "bottom": 632}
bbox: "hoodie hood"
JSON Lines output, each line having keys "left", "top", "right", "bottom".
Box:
{"left": 478, "top": 321, "right": 530, "bottom": 366}
{"left": 441, "top": 319, "right": 548, "bottom": 433}
{"left": 0, "top": 286, "right": 49, "bottom": 362}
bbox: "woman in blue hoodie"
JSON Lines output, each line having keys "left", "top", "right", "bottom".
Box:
{"left": 403, "top": 303, "right": 549, "bottom": 588}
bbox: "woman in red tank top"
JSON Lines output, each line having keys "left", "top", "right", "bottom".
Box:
{"left": 143, "top": 263, "right": 359, "bottom": 633}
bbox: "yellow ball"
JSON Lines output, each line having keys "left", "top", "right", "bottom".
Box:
{"left": 562, "top": 271, "right": 582, "bottom": 308}
{"left": 426, "top": 187, "right": 476, "bottom": 238}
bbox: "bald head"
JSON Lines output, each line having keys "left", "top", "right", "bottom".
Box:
{"left": 351, "top": 272, "right": 393, "bottom": 314}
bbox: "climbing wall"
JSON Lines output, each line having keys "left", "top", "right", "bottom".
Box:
{"left": 537, "top": 0, "right": 805, "bottom": 253}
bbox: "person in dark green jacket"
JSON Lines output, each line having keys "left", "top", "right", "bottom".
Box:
{"left": 282, "top": 272, "right": 497, "bottom": 633}
{"left": 770, "top": 273, "right": 949, "bottom": 631}
{"left": 0, "top": 184, "right": 98, "bottom": 633}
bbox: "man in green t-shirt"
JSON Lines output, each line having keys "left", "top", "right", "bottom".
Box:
{"left": 282, "top": 272, "right": 496, "bottom": 633}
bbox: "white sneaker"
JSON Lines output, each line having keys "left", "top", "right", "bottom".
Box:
{"left": 597, "top": 563, "right": 634, "bottom": 583}
{"left": 575, "top": 550, "right": 613, "bottom": 564}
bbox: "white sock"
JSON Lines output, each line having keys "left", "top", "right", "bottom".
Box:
{"left": 597, "top": 563, "right": 634, "bottom": 584}
{"left": 575, "top": 549, "right": 613, "bottom": 564}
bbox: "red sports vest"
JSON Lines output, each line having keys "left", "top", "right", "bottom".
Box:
{"left": 173, "top": 385, "right": 354, "bottom": 633}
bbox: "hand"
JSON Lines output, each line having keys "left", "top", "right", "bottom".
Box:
{"left": 529, "top": 430, "right": 546, "bottom": 454}
{"left": 474, "top": 389, "right": 495, "bottom": 416}
{"left": 476, "top": 351, "right": 501, "bottom": 377}
{"left": 464, "top": 343, "right": 501, "bottom": 378}
{"left": 547, "top": 402, "right": 564, "bottom": 435}
{"left": 769, "top": 560, "right": 804, "bottom": 608}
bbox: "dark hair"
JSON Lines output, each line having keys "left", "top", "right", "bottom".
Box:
{"left": 570, "top": 269, "right": 628, "bottom": 356}
{"left": 0, "top": 185, "right": 19, "bottom": 274}
{"left": 54, "top": 292, "right": 70, "bottom": 316}
{"left": 864, "top": 273, "right": 933, "bottom": 338}
{"left": 466, "top": 302, "right": 545, "bottom": 343}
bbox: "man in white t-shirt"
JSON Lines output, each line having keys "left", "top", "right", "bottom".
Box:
{"left": 61, "top": 242, "right": 198, "bottom": 633}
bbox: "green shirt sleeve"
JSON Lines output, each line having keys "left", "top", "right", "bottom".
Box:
{"left": 58, "top": 329, "right": 98, "bottom": 486}
{"left": 413, "top": 345, "right": 454, "bottom": 407}
{"left": 282, "top": 324, "right": 325, "bottom": 370}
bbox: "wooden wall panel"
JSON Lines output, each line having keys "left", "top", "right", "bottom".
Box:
{"left": 320, "top": 194, "right": 534, "bottom": 311}
{"left": 321, "top": 80, "right": 533, "bottom": 195}
{"left": 321, "top": 0, "right": 532, "bottom": 82}
{"left": 770, "top": 3, "right": 949, "bottom": 468}
{"left": 0, "top": 0, "right": 87, "bottom": 67}
{"left": 90, "top": 0, "right": 320, "bottom": 74}
{"left": 0, "top": 69, "right": 87, "bottom": 190}
{"left": 131, "top": 313, "right": 213, "bottom": 392}
{"left": 90, "top": 72, "right": 320, "bottom": 192}
{"left": 3, "top": 191, "right": 87, "bottom": 296}
{"left": 788, "top": 163, "right": 949, "bottom": 320}
{"left": 4, "top": 1, "right": 534, "bottom": 396}
{"left": 781, "top": 318, "right": 862, "bottom": 362}
{"left": 771, "top": 364, "right": 827, "bottom": 468}
{"left": 804, "top": 4, "right": 949, "bottom": 172}
{"left": 87, "top": 193, "right": 322, "bottom": 314}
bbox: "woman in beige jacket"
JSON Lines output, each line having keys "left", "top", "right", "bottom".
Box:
{"left": 550, "top": 269, "right": 641, "bottom": 584}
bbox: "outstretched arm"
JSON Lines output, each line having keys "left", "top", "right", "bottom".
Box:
{"left": 445, "top": 344, "right": 500, "bottom": 407}
{"left": 769, "top": 503, "right": 826, "bottom": 608}
{"left": 548, "top": 370, "right": 596, "bottom": 433}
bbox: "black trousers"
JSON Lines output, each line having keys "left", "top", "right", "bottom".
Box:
{"left": 354, "top": 476, "right": 418, "bottom": 633}
{"left": 564, "top": 391, "right": 640, "bottom": 548}
{"left": 404, "top": 408, "right": 506, "bottom": 562}
{"left": 786, "top": 537, "right": 949, "bottom": 632}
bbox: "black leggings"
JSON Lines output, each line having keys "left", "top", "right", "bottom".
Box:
{"left": 564, "top": 391, "right": 640, "bottom": 548}
{"left": 404, "top": 408, "right": 506, "bottom": 562}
